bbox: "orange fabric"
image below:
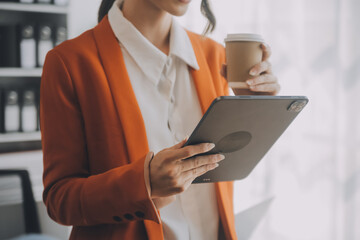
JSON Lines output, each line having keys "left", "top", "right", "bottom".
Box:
{"left": 41, "top": 16, "right": 236, "bottom": 240}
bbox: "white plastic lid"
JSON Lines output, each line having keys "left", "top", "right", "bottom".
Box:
{"left": 224, "top": 33, "right": 264, "bottom": 42}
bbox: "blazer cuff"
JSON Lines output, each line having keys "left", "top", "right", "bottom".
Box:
{"left": 144, "top": 151, "right": 154, "bottom": 197}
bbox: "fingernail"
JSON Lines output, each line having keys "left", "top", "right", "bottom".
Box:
{"left": 246, "top": 80, "right": 253, "bottom": 85}
{"left": 214, "top": 163, "right": 219, "bottom": 168}
{"left": 208, "top": 143, "right": 215, "bottom": 149}
{"left": 219, "top": 154, "right": 225, "bottom": 160}
{"left": 249, "top": 70, "right": 257, "bottom": 76}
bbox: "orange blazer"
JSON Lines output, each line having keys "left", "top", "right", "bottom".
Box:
{"left": 41, "top": 16, "right": 237, "bottom": 240}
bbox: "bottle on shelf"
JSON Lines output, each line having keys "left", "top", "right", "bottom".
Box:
{"left": 20, "top": 25, "right": 36, "bottom": 68}
{"left": 55, "top": 26, "right": 67, "bottom": 46}
{"left": 21, "top": 90, "right": 37, "bottom": 132}
{"left": 38, "top": 25, "right": 53, "bottom": 67}
{"left": 4, "top": 90, "right": 20, "bottom": 133}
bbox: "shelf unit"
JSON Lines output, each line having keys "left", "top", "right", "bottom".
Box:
{"left": 0, "top": 132, "right": 41, "bottom": 153}
{"left": 0, "top": 2, "right": 67, "bottom": 14}
{"left": 0, "top": 68, "right": 43, "bottom": 78}
{"left": 0, "top": 2, "right": 68, "bottom": 153}
{"left": 0, "top": 132, "right": 41, "bottom": 143}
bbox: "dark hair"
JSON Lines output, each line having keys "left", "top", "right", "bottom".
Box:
{"left": 200, "top": 0, "right": 216, "bottom": 35}
{"left": 98, "top": 0, "right": 216, "bottom": 34}
{"left": 98, "top": 0, "right": 115, "bottom": 23}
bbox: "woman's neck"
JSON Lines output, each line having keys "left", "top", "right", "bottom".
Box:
{"left": 122, "top": 0, "right": 172, "bottom": 55}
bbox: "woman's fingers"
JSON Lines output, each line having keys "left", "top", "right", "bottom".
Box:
{"left": 182, "top": 162, "right": 219, "bottom": 182}
{"left": 249, "top": 61, "right": 272, "bottom": 76}
{"left": 250, "top": 82, "right": 281, "bottom": 94}
{"left": 180, "top": 154, "right": 225, "bottom": 172}
{"left": 246, "top": 55, "right": 280, "bottom": 95}
{"left": 261, "top": 43, "right": 272, "bottom": 61}
{"left": 247, "top": 73, "right": 277, "bottom": 86}
{"left": 164, "top": 142, "right": 215, "bottom": 163}
{"left": 246, "top": 73, "right": 280, "bottom": 94}
{"left": 150, "top": 142, "right": 220, "bottom": 198}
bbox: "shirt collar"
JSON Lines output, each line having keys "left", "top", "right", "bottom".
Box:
{"left": 169, "top": 19, "right": 199, "bottom": 71}
{"left": 108, "top": 0, "right": 199, "bottom": 86}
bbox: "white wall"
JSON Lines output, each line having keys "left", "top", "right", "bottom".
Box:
{"left": 68, "top": 0, "right": 102, "bottom": 39}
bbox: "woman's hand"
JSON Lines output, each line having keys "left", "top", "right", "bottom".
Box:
{"left": 221, "top": 43, "right": 280, "bottom": 95}
{"left": 149, "top": 139, "right": 224, "bottom": 199}
{"left": 246, "top": 43, "right": 280, "bottom": 95}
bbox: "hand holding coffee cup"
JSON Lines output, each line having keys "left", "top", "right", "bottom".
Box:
{"left": 223, "top": 34, "right": 280, "bottom": 95}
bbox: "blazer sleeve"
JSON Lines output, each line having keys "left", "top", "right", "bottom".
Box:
{"left": 40, "top": 50, "right": 160, "bottom": 226}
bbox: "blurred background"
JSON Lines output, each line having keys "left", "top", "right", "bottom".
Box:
{"left": 0, "top": 0, "right": 359, "bottom": 239}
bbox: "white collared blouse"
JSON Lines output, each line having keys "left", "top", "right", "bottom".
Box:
{"left": 108, "top": 1, "right": 222, "bottom": 239}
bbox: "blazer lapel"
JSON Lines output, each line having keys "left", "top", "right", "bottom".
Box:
{"left": 187, "top": 32, "right": 237, "bottom": 240}
{"left": 93, "top": 17, "right": 149, "bottom": 162}
{"left": 187, "top": 36, "right": 218, "bottom": 113}
{"left": 93, "top": 17, "right": 164, "bottom": 240}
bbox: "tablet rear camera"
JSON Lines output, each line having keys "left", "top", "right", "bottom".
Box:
{"left": 288, "top": 100, "right": 307, "bottom": 112}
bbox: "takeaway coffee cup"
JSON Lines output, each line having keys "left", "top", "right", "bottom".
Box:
{"left": 225, "top": 33, "right": 264, "bottom": 95}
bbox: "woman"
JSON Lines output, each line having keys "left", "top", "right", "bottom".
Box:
{"left": 40, "top": 0, "right": 279, "bottom": 239}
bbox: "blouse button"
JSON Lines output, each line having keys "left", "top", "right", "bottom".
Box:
{"left": 166, "top": 57, "right": 172, "bottom": 66}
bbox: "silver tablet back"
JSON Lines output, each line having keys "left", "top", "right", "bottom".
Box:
{"left": 184, "top": 96, "right": 308, "bottom": 183}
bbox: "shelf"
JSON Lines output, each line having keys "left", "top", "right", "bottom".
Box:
{"left": 0, "top": 68, "right": 42, "bottom": 77}
{"left": 0, "top": 132, "right": 41, "bottom": 143}
{"left": 0, "top": 132, "right": 42, "bottom": 153}
{"left": 0, "top": 2, "right": 67, "bottom": 14}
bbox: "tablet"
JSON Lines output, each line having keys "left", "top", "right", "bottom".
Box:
{"left": 184, "top": 96, "right": 308, "bottom": 183}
